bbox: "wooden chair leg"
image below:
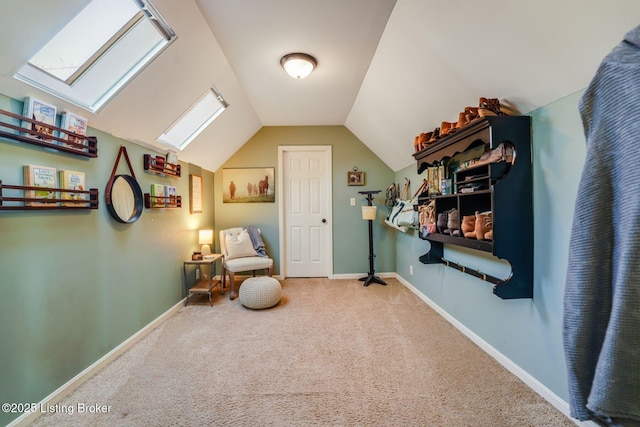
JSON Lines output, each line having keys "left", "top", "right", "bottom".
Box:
{"left": 220, "top": 266, "right": 227, "bottom": 294}
{"left": 229, "top": 271, "right": 237, "bottom": 300}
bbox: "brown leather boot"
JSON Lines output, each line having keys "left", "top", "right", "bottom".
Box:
{"left": 479, "top": 97, "right": 502, "bottom": 115}
{"left": 440, "top": 121, "right": 451, "bottom": 137}
{"left": 464, "top": 106, "right": 479, "bottom": 122}
{"left": 461, "top": 215, "right": 476, "bottom": 238}
{"left": 420, "top": 132, "right": 433, "bottom": 150}
{"left": 428, "top": 128, "right": 440, "bottom": 144}
{"left": 474, "top": 211, "right": 492, "bottom": 241}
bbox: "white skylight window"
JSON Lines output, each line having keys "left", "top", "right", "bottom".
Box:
{"left": 157, "top": 87, "right": 229, "bottom": 151}
{"left": 14, "top": 0, "right": 176, "bottom": 113}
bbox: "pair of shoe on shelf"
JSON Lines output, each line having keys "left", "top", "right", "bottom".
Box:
{"left": 473, "top": 142, "right": 515, "bottom": 167}
{"left": 437, "top": 208, "right": 460, "bottom": 237}
{"left": 414, "top": 128, "right": 442, "bottom": 152}
{"left": 461, "top": 211, "right": 493, "bottom": 241}
{"left": 461, "top": 97, "right": 504, "bottom": 125}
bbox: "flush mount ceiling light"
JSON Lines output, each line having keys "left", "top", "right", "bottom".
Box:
{"left": 280, "top": 53, "right": 317, "bottom": 79}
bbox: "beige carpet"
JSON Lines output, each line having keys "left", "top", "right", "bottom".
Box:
{"left": 32, "top": 278, "right": 574, "bottom": 426}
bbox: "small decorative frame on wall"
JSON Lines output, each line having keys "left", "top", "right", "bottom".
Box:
{"left": 347, "top": 171, "right": 365, "bottom": 186}
{"left": 190, "top": 174, "right": 203, "bottom": 214}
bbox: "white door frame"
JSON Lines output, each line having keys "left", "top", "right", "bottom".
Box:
{"left": 278, "top": 145, "right": 333, "bottom": 278}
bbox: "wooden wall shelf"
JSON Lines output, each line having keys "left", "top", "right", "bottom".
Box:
{"left": 144, "top": 193, "right": 182, "bottom": 209}
{"left": 143, "top": 154, "right": 181, "bottom": 177}
{"left": 0, "top": 108, "right": 98, "bottom": 158}
{"left": 0, "top": 181, "right": 99, "bottom": 210}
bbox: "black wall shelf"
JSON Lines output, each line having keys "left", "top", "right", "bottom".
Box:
{"left": 415, "top": 116, "right": 533, "bottom": 299}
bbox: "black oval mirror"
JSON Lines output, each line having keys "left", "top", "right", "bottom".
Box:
{"left": 106, "top": 174, "right": 143, "bottom": 223}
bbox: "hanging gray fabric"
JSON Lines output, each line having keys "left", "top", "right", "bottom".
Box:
{"left": 564, "top": 25, "right": 640, "bottom": 424}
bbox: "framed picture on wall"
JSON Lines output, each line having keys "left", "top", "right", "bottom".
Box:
{"left": 222, "top": 167, "right": 275, "bottom": 203}
{"left": 347, "top": 171, "right": 365, "bottom": 186}
{"left": 190, "top": 174, "right": 202, "bottom": 214}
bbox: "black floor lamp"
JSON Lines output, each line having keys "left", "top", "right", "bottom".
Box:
{"left": 358, "top": 190, "right": 387, "bottom": 287}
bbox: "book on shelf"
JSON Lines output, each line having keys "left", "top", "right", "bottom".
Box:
{"left": 22, "top": 97, "right": 57, "bottom": 142}
{"left": 150, "top": 184, "right": 165, "bottom": 207}
{"left": 60, "top": 111, "right": 88, "bottom": 149}
{"left": 165, "top": 185, "right": 177, "bottom": 204}
{"left": 59, "top": 170, "right": 88, "bottom": 207}
{"left": 23, "top": 165, "right": 58, "bottom": 206}
{"left": 165, "top": 152, "right": 178, "bottom": 165}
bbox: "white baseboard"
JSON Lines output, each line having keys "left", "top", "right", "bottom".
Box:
{"left": 392, "top": 273, "right": 591, "bottom": 427}
{"left": 8, "top": 299, "right": 185, "bottom": 427}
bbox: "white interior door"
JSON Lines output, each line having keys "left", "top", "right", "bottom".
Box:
{"left": 278, "top": 146, "right": 332, "bottom": 277}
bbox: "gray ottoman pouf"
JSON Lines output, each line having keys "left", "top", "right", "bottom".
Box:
{"left": 239, "top": 276, "right": 282, "bottom": 309}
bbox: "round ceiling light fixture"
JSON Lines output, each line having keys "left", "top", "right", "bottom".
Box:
{"left": 280, "top": 53, "right": 317, "bottom": 79}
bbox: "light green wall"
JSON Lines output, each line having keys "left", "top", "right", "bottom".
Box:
{"left": 394, "top": 90, "right": 586, "bottom": 401}
{"left": 214, "top": 126, "right": 396, "bottom": 276}
{"left": 0, "top": 93, "right": 215, "bottom": 426}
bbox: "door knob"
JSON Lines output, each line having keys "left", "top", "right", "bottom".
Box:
{"left": 322, "top": 218, "right": 327, "bottom": 223}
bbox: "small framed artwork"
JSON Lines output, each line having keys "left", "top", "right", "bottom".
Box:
{"left": 190, "top": 174, "right": 203, "bottom": 214}
{"left": 347, "top": 171, "right": 365, "bottom": 186}
{"left": 22, "top": 97, "right": 57, "bottom": 141}
{"left": 222, "top": 167, "right": 275, "bottom": 203}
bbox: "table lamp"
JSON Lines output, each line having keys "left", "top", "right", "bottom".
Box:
{"left": 199, "top": 229, "right": 213, "bottom": 256}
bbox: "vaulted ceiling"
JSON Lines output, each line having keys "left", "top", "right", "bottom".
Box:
{"left": 1, "top": 1, "right": 639, "bottom": 172}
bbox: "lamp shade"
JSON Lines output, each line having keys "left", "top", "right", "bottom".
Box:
{"left": 362, "top": 206, "right": 377, "bottom": 220}
{"left": 199, "top": 229, "right": 213, "bottom": 256}
{"left": 198, "top": 229, "right": 213, "bottom": 244}
{"left": 280, "top": 53, "right": 317, "bottom": 79}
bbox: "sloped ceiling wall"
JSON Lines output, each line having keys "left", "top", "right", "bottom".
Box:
{"left": 1, "top": 1, "right": 639, "bottom": 172}
{"left": 345, "top": 0, "right": 640, "bottom": 171}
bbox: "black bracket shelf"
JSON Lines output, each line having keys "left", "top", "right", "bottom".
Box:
{"left": 0, "top": 181, "right": 99, "bottom": 210}
{"left": 143, "top": 154, "right": 181, "bottom": 177}
{"left": 144, "top": 193, "right": 182, "bottom": 209}
{"left": 415, "top": 116, "right": 533, "bottom": 299}
{"left": 0, "top": 108, "right": 98, "bottom": 158}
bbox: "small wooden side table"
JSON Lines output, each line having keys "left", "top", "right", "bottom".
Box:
{"left": 183, "top": 254, "right": 223, "bottom": 306}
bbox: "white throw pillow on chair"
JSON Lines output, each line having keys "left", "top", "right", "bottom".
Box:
{"left": 224, "top": 229, "right": 258, "bottom": 260}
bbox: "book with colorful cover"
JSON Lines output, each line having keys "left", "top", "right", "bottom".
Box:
{"left": 23, "top": 165, "right": 58, "bottom": 206}
{"left": 60, "top": 111, "right": 88, "bottom": 149}
{"left": 165, "top": 185, "right": 177, "bottom": 205}
{"left": 22, "top": 97, "right": 57, "bottom": 142}
{"left": 150, "top": 184, "right": 165, "bottom": 207}
{"left": 59, "top": 170, "right": 87, "bottom": 207}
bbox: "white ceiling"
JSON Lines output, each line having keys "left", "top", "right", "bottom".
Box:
{"left": 1, "top": 0, "right": 639, "bottom": 172}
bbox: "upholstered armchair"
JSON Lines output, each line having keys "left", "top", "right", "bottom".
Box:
{"left": 219, "top": 227, "right": 273, "bottom": 300}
